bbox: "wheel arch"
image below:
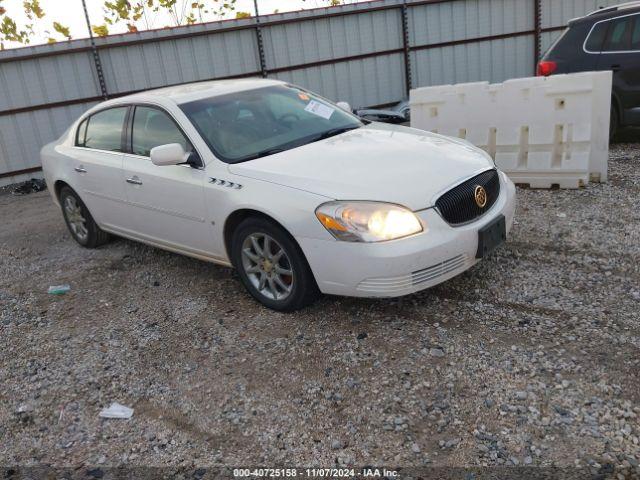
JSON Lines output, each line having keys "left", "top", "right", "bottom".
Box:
{"left": 53, "top": 180, "right": 90, "bottom": 215}
{"left": 223, "top": 208, "right": 303, "bottom": 267}
{"left": 53, "top": 179, "right": 72, "bottom": 201}
{"left": 223, "top": 207, "right": 321, "bottom": 309}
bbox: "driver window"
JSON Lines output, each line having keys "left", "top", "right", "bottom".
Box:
{"left": 132, "top": 106, "right": 190, "bottom": 157}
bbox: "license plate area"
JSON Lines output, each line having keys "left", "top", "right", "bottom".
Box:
{"left": 476, "top": 215, "right": 506, "bottom": 259}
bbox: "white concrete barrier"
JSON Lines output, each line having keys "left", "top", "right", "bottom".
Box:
{"left": 409, "top": 71, "right": 612, "bottom": 188}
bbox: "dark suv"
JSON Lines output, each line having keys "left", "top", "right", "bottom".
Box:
{"left": 538, "top": 2, "right": 640, "bottom": 138}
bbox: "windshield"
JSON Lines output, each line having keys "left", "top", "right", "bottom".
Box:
{"left": 179, "top": 85, "right": 363, "bottom": 163}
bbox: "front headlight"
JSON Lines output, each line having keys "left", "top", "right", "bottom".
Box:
{"left": 315, "top": 201, "right": 423, "bottom": 242}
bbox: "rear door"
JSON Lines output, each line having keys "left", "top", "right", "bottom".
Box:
{"left": 70, "top": 106, "right": 128, "bottom": 229}
{"left": 120, "top": 105, "right": 216, "bottom": 257}
{"left": 596, "top": 13, "right": 640, "bottom": 124}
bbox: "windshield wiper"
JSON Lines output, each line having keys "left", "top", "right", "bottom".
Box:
{"left": 310, "top": 125, "right": 361, "bottom": 143}
{"left": 239, "top": 148, "right": 286, "bottom": 161}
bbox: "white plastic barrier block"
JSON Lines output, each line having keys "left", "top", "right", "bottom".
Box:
{"left": 409, "top": 71, "right": 612, "bottom": 189}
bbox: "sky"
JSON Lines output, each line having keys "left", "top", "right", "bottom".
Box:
{"left": 2, "top": 0, "right": 367, "bottom": 49}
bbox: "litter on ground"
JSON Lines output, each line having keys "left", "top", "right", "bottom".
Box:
{"left": 98, "top": 403, "right": 134, "bottom": 419}
{"left": 47, "top": 285, "right": 71, "bottom": 295}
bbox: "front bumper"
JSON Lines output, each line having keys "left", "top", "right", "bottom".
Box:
{"left": 298, "top": 171, "right": 516, "bottom": 297}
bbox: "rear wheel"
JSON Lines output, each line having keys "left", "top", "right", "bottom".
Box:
{"left": 610, "top": 103, "right": 619, "bottom": 142}
{"left": 59, "top": 186, "right": 109, "bottom": 248}
{"left": 231, "top": 217, "right": 319, "bottom": 311}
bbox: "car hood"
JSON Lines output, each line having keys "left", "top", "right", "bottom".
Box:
{"left": 228, "top": 123, "right": 495, "bottom": 211}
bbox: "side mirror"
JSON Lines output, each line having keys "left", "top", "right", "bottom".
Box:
{"left": 150, "top": 143, "right": 189, "bottom": 166}
{"left": 336, "top": 101, "right": 352, "bottom": 113}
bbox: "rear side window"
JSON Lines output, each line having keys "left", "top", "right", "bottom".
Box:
{"left": 585, "top": 22, "right": 608, "bottom": 52}
{"left": 603, "top": 16, "right": 632, "bottom": 51}
{"left": 79, "top": 107, "right": 127, "bottom": 152}
{"left": 131, "top": 106, "right": 189, "bottom": 157}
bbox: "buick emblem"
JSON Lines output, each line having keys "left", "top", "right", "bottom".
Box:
{"left": 474, "top": 185, "right": 487, "bottom": 208}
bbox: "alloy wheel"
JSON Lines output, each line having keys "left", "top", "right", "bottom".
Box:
{"left": 241, "top": 233, "right": 294, "bottom": 301}
{"left": 64, "top": 195, "right": 89, "bottom": 242}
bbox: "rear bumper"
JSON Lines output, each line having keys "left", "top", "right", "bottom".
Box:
{"left": 299, "top": 171, "right": 516, "bottom": 297}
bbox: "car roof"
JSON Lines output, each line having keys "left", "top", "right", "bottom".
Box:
{"left": 99, "top": 78, "right": 286, "bottom": 108}
{"left": 571, "top": 2, "right": 640, "bottom": 25}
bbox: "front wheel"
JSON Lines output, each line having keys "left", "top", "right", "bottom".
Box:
{"left": 231, "top": 217, "right": 319, "bottom": 311}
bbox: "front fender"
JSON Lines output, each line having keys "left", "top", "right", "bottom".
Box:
{"left": 216, "top": 176, "right": 336, "bottom": 242}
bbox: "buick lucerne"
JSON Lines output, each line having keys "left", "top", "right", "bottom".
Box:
{"left": 41, "top": 79, "right": 516, "bottom": 311}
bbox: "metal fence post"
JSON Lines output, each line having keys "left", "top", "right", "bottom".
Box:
{"left": 253, "top": 0, "right": 268, "bottom": 77}
{"left": 533, "top": 0, "right": 542, "bottom": 74}
{"left": 81, "top": 0, "right": 108, "bottom": 99}
{"left": 401, "top": 1, "right": 412, "bottom": 96}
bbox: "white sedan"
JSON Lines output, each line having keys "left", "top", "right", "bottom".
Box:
{"left": 41, "top": 79, "right": 516, "bottom": 311}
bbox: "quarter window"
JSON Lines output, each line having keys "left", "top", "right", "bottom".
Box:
{"left": 80, "top": 107, "right": 127, "bottom": 151}
{"left": 131, "top": 106, "right": 189, "bottom": 157}
{"left": 602, "top": 16, "right": 632, "bottom": 52}
{"left": 585, "top": 22, "right": 608, "bottom": 52}
{"left": 76, "top": 118, "right": 88, "bottom": 146}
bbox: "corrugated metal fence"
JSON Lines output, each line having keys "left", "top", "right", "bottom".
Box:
{"left": 0, "top": 0, "right": 620, "bottom": 186}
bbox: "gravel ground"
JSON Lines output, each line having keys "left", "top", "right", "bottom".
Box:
{"left": 0, "top": 142, "right": 639, "bottom": 477}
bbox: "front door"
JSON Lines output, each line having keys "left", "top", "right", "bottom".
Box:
{"left": 120, "top": 105, "right": 217, "bottom": 259}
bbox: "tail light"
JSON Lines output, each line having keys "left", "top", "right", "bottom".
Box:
{"left": 537, "top": 60, "right": 557, "bottom": 76}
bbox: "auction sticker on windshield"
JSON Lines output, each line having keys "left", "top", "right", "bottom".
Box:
{"left": 304, "top": 100, "right": 334, "bottom": 120}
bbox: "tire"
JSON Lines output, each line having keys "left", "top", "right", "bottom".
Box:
{"left": 610, "top": 103, "right": 619, "bottom": 143}
{"left": 59, "top": 186, "right": 110, "bottom": 248}
{"left": 231, "top": 217, "right": 320, "bottom": 311}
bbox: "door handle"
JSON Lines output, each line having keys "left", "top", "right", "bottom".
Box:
{"left": 126, "top": 177, "right": 143, "bottom": 185}
{"left": 611, "top": 64, "right": 621, "bottom": 72}
{"left": 74, "top": 166, "right": 87, "bottom": 173}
